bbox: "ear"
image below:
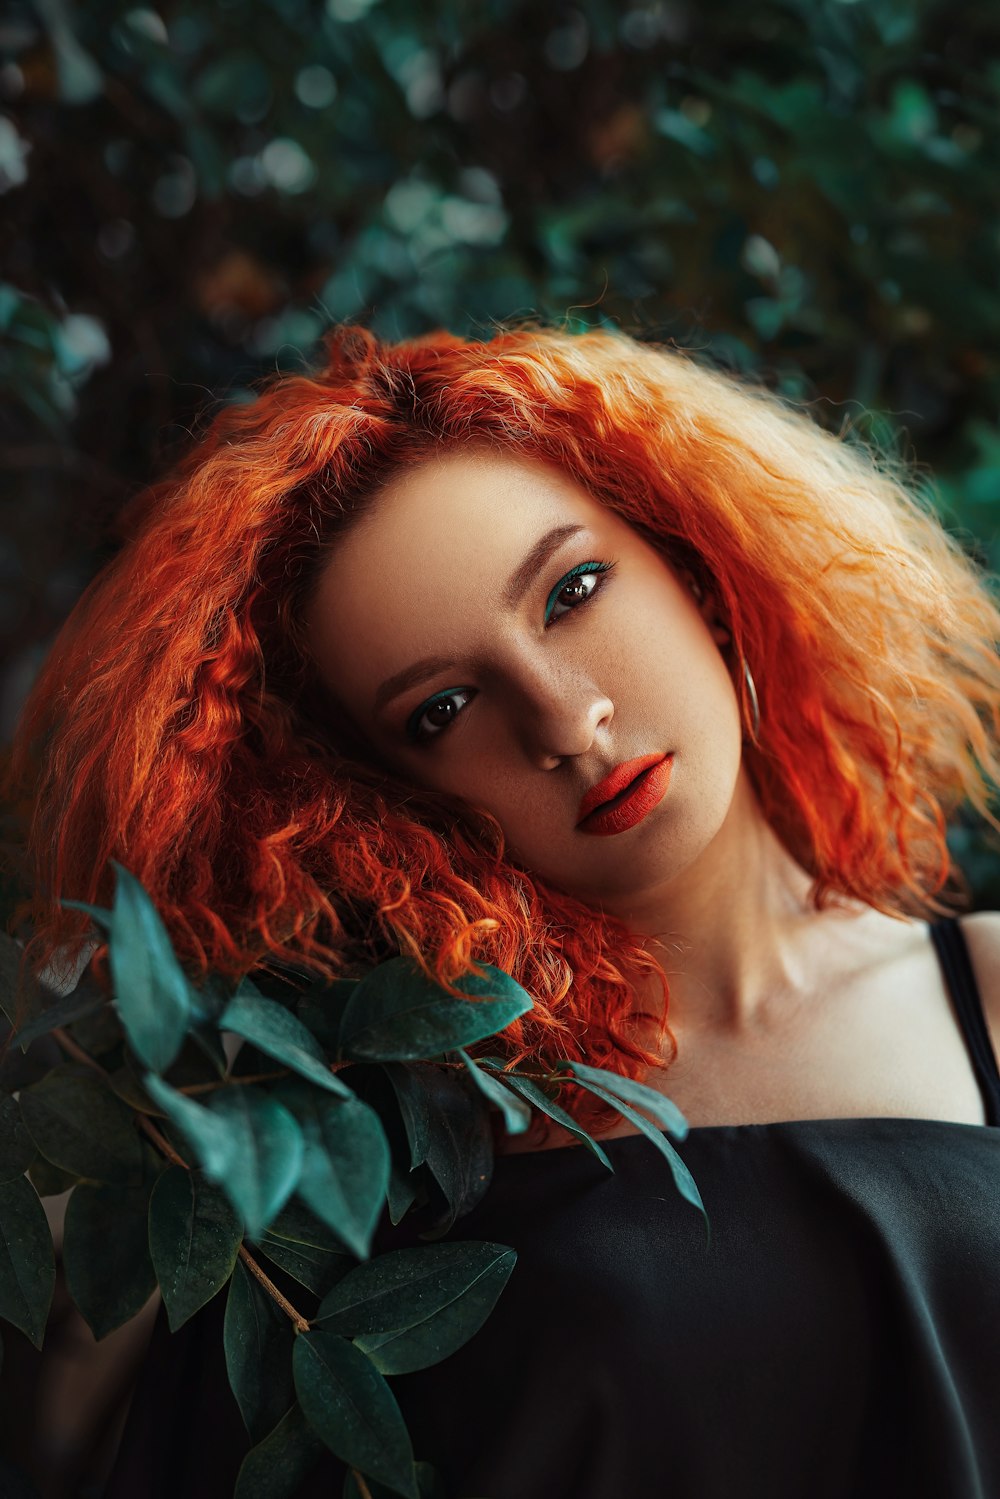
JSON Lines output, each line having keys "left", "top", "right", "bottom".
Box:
{"left": 681, "top": 569, "right": 732, "bottom": 649}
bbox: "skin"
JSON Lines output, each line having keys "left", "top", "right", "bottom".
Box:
{"left": 304, "top": 445, "right": 1000, "bottom": 1143}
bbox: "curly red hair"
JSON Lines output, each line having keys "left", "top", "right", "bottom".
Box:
{"left": 8, "top": 324, "right": 1000, "bottom": 1136}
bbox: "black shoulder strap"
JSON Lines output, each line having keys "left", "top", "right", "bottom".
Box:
{"left": 929, "top": 917, "right": 1000, "bottom": 1128}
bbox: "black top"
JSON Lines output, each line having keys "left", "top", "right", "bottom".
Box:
{"left": 104, "top": 917, "right": 1000, "bottom": 1499}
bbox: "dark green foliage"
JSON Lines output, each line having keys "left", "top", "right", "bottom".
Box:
{"left": 339, "top": 957, "right": 534, "bottom": 1061}
{"left": 0, "top": 846, "right": 699, "bottom": 1496}
{"left": 148, "top": 1166, "right": 244, "bottom": 1329}
{"left": 316, "top": 1240, "right": 517, "bottom": 1375}
{"left": 62, "top": 1179, "right": 157, "bottom": 1339}
{"left": 0, "top": 1092, "right": 35, "bottom": 1182}
{"left": 18, "top": 1065, "right": 145, "bottom": 1184}
{"left": 234, "top": 1402, "right": 327, "bottom": 1499}
{"left": 292, "top": 1328, "right": 418, "bottom": 1498}
{"left": 144, "top": 1074, "right": 305, "bottom": 1238}
{"left": 0, "top": 1176, "right": 55, "bottom": 1348}
{"left": 224, "top": 1258, "right": 297, "bottom": 1442}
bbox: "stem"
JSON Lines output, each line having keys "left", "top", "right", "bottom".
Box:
{"left": 350, "top": 1471, "right": 374, "bottom": 1499}
{"left": 136, "top": 1113, "right": 187, "bottom": 1168}
{"left": 52, "top": 1026, "right": 108, "bottom": 1075}
{"left": 177, "top": 1069, "right": 289, "bottom": 1096}
{"left": 238, "top": 1244, "right": 311, "bottom": 1333}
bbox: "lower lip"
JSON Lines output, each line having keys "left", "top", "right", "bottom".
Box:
{"left": 577, "top": 755, "right": 674, "bottom": 837}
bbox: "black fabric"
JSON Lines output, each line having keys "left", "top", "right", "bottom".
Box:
{"left": 929, "top": 917, "right": 1000, "bottom": 1125}
{"left": 103, "top": 918, "right": 1000, "bottom": 1499}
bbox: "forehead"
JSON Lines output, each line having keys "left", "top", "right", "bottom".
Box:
{"left": 303, "top": 446, "right": 630, "bottom": 709}
{"left": 351, "top": 446, "right": 611, "bottom": 553}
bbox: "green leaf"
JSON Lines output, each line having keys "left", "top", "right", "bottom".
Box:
{"left": 558, "top": 1061, "right": 689, "bottom": 1138}
{"left": 417, "top": 1067, "right": 494, "bottom": 1235}
{"left": 382, "top": 1063, "right": 434, "bottom": 1169}
{"left": 0, "top": 931, "right": 47, "bottom": 1030}
{"left": 385, "top": 1156, "right": 420, "bottom": 1227}
{"left": 317, "top": 1240, "right": 516, "bottom": 1375}
{"left": 18, "top": 1066, "right": 144, "bottom": 1185}
{"left": 221, "top": 983, "right": 352, "bottom": 1098}
{"left": 27, "top": 1156, "right": 79, "bottom": 1197}
{"left": 148, "top": 1167, "right": 242, "bottom": 1330}
{"left": 74, "top": 863, "right": 194, "bottom": 1073}
{"left": 11, "top": 987, "right": 106, "bottom": 1050}
{"left": 338, "top": 958, "right": 533, "bottom": 1062}
{"left": 293, "top": 1329, "right": 418, "bottom": 1499}
{"left": 569, "top": 1077, "right": 709, "bottom": 1242}
{"left": 143, "top": 1075, "right": 303, "bottom": 1240}
{"left": 280, "top": 1084, "right": 390, "bottom": 1261}
{"left": 62, "top": 1180, "right": 157, "bottom": 1339}
{"left": 224, "top": 1257, "right": 296, "bottom": 1444}
{"left": 0, "top": 1093, "right": 36, "bottom": 1182}
{"left": 456, "top": 1050, "right": 532, "bottom": 1136}
{"left": 0, "top": 1176, "right": 55, "bottom": 1348}
{"left": 297, "top": 979, "right": 357, "bottom": 1056}
{"left": 487, "top": 1069, "right": 614, "bottom": 1169}
{"left": 256, "top": 1201, "right": 354, "bottom": 1298}
{"left": 234, "top": 1401, "right": 326, "bottom": 1499}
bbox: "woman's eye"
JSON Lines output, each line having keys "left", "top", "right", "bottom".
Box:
{"left": 407, "top": 688, "right": 474, "bottom": 744}
{"left": 544, "top": 560, "right": 617, "bottom": 625}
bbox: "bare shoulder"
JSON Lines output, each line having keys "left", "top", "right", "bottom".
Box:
{"left": 957, "top": 911, "right": 1000, "bottom": 1058}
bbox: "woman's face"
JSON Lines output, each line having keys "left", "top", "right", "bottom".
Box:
{"left": 304, "top": 446, "right": 744, "bottom": 912}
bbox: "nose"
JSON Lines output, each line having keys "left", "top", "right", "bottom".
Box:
{"left": 511, "top": 663, "right": 614, "bottom": 770}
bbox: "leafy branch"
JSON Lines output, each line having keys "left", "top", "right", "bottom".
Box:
{"left": 0, "top": 862, "right": 706, "bottom": 1498}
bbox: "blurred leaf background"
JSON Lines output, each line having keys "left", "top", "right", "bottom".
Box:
{"left": 2, "top": 0, "right": 1000, "bottom": 899}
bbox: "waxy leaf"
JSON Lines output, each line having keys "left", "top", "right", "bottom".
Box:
{"left": 338, "top": 958, "right": 533, "bottom": 1062}
{"left": 293, "top": 1328, "right": 418, "bottom": 1499}
{"left": 11, "top": 986, "right": 106, "bottom": 1051}
{"left": 0, "top": 931, "right": 47, "bottom": 1030}
{"left": 234, "top": 1401, "right": 326, "bottom": 1499}
{"left": 385, "top": 1156, "right": 420, "bottom": 1227}
{"left": 68, "top": 862, "right": 194, "bottom": 1073}
{"left": 224, "top": 1257, "right": 296, "bottom": 1443}
{"left": 415, "top": 1066, "right": 494, "bottom": 1234}
{"left": 280, "top": 1083, "right": 390, "bottom": 1261}
{"left": 28, "top": 1156, "right": 79, "bottom": 1197}
{"left": 0, "top": 1176, "right": 55, "bottom": 1347}
{"left": 317, "top": 1240, "right": 517, "bottom": 1375}
{"left": 456, "top": 1050, "right": 532, "bottom": 1136}
{"left": 559, "top": 1060, "right": 689, "bottom": 1138}
{"left": 148, "top": 1167, "right": 242, "bottom": 1330}
{"left": 143, "top": 1075, "right": 303, "bottom": 1239}
{"left": 570, "top": 1076, "right": 709, "bottom": 1241}
{"left": 256, "top": 1200, "right": 354, "bottom": 1298}
{"left": 62, "top": 1180, "right": 157, "bottom": 1339}
{"left": 481, "top": 1065, "right": 615, "bottom": 1169}
{"left": 18, "top": 1066, "right": 144, "bottom": 1185}
{"left": 221, "top": 983, "right": 352, "bottom": 1098}
{"left": 0, "top": 1093, "right": 35, "bottom": 1182}
{"left": 383, "top": 1063, "right": 435, "bottom": 1169}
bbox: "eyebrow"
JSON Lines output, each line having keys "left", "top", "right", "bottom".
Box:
{"left": 371, "top": 522, "right": 588, "bottom": 717}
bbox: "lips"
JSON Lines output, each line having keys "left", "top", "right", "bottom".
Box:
{"left": 577, "top": 752, "right": 668, "bottom": 824}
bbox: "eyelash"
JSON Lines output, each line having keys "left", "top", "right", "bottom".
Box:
{"left": 405, "top": 559, "right": 618, "bottom": 745}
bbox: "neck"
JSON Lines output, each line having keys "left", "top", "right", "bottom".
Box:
{"left": 599, "top": 770, "right": 866, "bottom": 1037}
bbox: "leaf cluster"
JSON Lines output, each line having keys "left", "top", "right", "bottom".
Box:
{"left": 0, "top": 862, "right": 703, "bottom": 1498}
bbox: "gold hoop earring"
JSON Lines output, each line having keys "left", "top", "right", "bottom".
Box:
{"left": 741, "top": 655, "right": 761, "bottom": 743}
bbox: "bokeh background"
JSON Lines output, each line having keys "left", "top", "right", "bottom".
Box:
{"left": 5, "top": 0, "right": 1000, "bottom": 905}
{"left": 2, "top": 3, "right": 1000, "bottom": 1492}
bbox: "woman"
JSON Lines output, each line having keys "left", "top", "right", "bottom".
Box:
{"left": 10, "top": 324, "right": 1000, "bottom": 1497}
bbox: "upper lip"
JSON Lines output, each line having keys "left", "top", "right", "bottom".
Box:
{"left": 577, "top": 752, "right": 668, "bottom": 823}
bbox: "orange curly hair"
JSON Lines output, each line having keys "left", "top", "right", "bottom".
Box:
{"left": 8, "top": 323, "right": 1000, "bottom": 1135}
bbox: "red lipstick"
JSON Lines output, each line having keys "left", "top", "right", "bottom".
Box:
{"left": 577, "top": 753, "right": 674, "bottom": 837}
